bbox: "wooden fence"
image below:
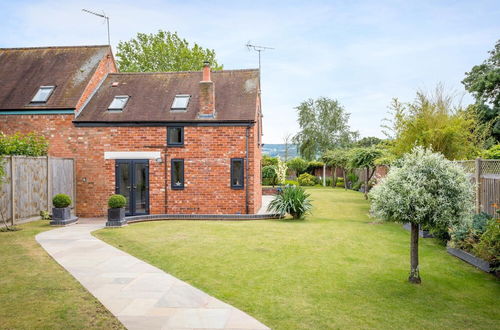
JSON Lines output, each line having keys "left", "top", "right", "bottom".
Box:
{"left": 0, "top": 156, "right": 75, "bottom": 225}
{"left": 455, "top": 159, "right": 500, "bottom": 217}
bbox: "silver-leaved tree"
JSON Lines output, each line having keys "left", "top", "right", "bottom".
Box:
{"left": 369, "top": 147, "right": 474, "bottom": 283}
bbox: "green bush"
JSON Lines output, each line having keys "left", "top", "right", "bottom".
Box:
{"left": 284, "top": 180, "right": 299, "bottom": 186}
{"left": 0, "top": 132, "right": 48, "bottom": 156}
{"left": 346, "top": 172, "right": 359, "bottom": 185}
{"left": 262, "top": 155, "right": 279, "bottom": 167}
{"left": 52, "top": 194, "right": 71, "bottom": 208}
{"left": 267, "top": 186, "right": 312, "bottom": 219}
{"left": 336, "top": 178, "right": 345, "bottom": 187}
{"left": 325, "top": 178, "right": 332, "bottom": 186}
{"left": 108, "top": 194, "right": 127, "bottom": 208}
{"left": 482, "top": 144, "right": 500, "bottom": 159}
{"left": 473, "top": 217, "right": 500, "bottom": 270}
{"left": 286, "top": 157, "right": 308, "bottom": 176}
{"left": 352, "top": 182, "right": 362, "bottom": 191}
{"left": 262, "top": 165, "right": 277, "bottom": 186}
{"left": 298, "top": 173, "right": 316, "bottom": 186}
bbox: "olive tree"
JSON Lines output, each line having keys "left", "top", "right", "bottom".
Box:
{"left": 322, "top": 149, "right": 349, "bottom": 189}
{"left": 369, "top": 147, "right": 474, "bottom": 284}
{"left": 348, "top": 147, "right": 383, "bottom": 199}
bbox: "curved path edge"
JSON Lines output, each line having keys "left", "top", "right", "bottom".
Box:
{"left": 36, "top": 224, "right": 269, "bottom": 330}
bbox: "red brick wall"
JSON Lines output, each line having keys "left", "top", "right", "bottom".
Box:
{"left": 75, "top": 51, "right": 117, "bottom": 113}
{"left": 0, "top": 115, "right": 262, "bottom": 217}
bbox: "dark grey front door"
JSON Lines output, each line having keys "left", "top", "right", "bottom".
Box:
{"left": 115, "top": 160, "right": 149, "bottom": 216}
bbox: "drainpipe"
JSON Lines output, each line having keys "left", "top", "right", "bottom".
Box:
{"left": 245, "top": 126, "right": 250, "bottom": 214}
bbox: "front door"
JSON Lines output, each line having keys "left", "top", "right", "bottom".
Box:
{"left": 115, "top": 160, "right": 149, "bottom": 216}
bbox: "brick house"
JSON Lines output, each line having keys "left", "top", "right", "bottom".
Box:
{"left": 0, "top": 45, "right": 262, "bottom": 217}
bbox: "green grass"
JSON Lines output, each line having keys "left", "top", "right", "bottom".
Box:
{"left": 0, "top": 221, "right": 124, "bottom": 329}
{"left": 95, "top": 188, "right": 500, "bottom": 329}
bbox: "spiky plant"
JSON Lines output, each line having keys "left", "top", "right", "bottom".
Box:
{"left": 267, "top": 186, "right": 312, "bottom": 219}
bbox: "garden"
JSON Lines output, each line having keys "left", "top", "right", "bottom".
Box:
{"left": 94, "top": 187, "right": 500, "bottom": 329}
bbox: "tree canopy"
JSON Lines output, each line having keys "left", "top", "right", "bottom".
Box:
{"left": 293, "top": 97, "right": 358, "bottom": 160}
{"left": 369, "top": 147, "right": 474, "bottom": 283}
{"left": 382, "top": 87, "right": 486, "bottom": 160}
{"left": 286, "top": 157, "right": 308, "bottom": 175}
{"left": 355, "top": 136, "right": 383, "bottom": 148}
{"left": 462, "top": 40, "right": 500, "bottom": 141}
{"left": 116, "top": 30, "right": 223, "bottom": 72}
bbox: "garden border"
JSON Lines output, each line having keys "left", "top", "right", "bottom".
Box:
{"left": 125, "top": 213, "right": 282, "bottom": 223}
{"left": 446, "top": 247, "right": 491, "bottom": 273}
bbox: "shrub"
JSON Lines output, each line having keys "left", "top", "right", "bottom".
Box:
{"left": 325, "top": 177, "right": 332, "bottom": 186}
{"left": 52, "top": 194, "right": 71, "bottom": 208}
{"left": 262, "top": 165, "right": 278, "bottom": 186}
{"left": 286, "top": 157, "right": 308, "bottom": 176}
{"left": 473, "top": 217, "right": 500, "bottom": 270}
{"left": 39, "top": 210, "right": 51, "bottom": 220}
{"left": 267, "top": 186, "right": 312, "bottom": 219}
{"left": 352, "top": 182, "right": 362, "bottom": 191}
{"left": 108, "top": 194, "right": 127, "bottom": 208}
{"left": 284, "top": 180, "right": 299, "bottom": 186}
{"left": 0, "top": 132, "right": 48, "bottom": 156}
{"left": 346, "top": 172, "right": 359, "bottom": 186}
{"left": 298, "top": 173, "right": 316, "bottom": 186}
{"left": 262, "top": 155, "right": 279, "bottom": 167}
{"left": 276, "top": 158, "right": 288, "bottom": 185}
{"left": 482, "top": 144, "right": 500, "bottom": 159}
{"left": 336, "top": 178, "right": 345, "bottom": 187}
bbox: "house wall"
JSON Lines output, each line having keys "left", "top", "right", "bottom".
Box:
{"left": 0, "top": 115, "right": 261, "bottom": 217}
{"left": 75, "top": 52, "right": 117, "bottom": 113}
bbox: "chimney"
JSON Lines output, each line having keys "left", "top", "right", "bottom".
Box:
{"left": 198, "top": 61, "right": 216, "bottom": 119}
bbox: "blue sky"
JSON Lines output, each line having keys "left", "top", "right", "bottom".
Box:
{"left": 1, "top": 0, "right": 499, "bottom": 143}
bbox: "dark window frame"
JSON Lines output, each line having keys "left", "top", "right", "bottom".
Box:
{"left": 167, "top": 126, "right": 184, "bottom": 146}
{"left": 171, "top": 159, "right": 185, "bottom": 190}
{"left": 230, "top": 158, "right": 244, "bottom": 189}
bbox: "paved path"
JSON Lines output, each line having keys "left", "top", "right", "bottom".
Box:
{"left": 36, "top": 224, "right": 269, "bottom": 330}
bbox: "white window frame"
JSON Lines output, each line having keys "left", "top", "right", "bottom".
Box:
{"left": 31, "top": 86, "right": 55, "bottom": 103}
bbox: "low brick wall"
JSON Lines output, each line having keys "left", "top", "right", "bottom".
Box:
{"left": 262, "top": 187, "right": 279, "bottom": 195}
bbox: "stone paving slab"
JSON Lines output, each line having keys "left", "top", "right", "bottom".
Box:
{"left": 36, "top": 224, "right": 269, "bottom": 330}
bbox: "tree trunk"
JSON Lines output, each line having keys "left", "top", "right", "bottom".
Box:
{"left": 364, "top": 167, "right": 369, "bottom": 200}
{"left": 343, "top": 168, "right": 347, "bottom": 190}
{"left": 409, "top": 222, "right": 421, "bottom": 284}
{"left": 333, "top": 166, "right": 337, "bottom": 187}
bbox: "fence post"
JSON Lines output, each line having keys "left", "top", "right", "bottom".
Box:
{"left": 475, "top": 157, "right": 482, "bottom": 213}
{"left": 46, "top": 156, "right": 51, "bottom": 212}
{"left": 10, "top": 156, "right": 15, "bottom": 226}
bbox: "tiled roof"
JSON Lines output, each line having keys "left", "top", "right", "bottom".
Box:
{"left": 75, "top": 70, "right": 259, "bottom": 123}
{"left": 0, "top": 45, "right": 111, "bottom": 110}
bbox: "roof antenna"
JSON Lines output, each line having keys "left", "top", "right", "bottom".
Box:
{"left": 82, "top": 9, "right": 110, "bottom": 46}
{"left": 245, "top": 41, "right": 274, "bottom": 94}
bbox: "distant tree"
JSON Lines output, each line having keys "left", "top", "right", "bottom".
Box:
{"left": 369, "top": 147, "right": 474, "bottom": 284}
{"left": 348, "top": 147, "right": 383, "bottom": 199}
{"left": 286, "top": 157, "right": 308, "bottom": 177}
{"left": 383, "top": 86, "right": 486, "bottom": 160}
{"left": 116, "top": 30, "right": 223, "bottom": 72}
{"left": 283, "top": 133, "right": 293, "bottom": 162}
{"left": 355, "top": 136, "right": 383, "bottom": 148}
{"left": 322, "top": 149, "right": 349, "bottom": 189}
{"left": 293, "top": 97, "right": 358, "bottom": 160}
{"left": 262, "top": 155, "right": 279, "bottom": 167}
{"left": 462, "top": 40, "right": 500, "bottom": 141}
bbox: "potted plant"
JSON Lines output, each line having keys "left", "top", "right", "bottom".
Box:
{"left": 106, "top": 194, "right": 127, "bottom": 227}
{"left": 50, "top": 193, "right": 78, "bottom": 226}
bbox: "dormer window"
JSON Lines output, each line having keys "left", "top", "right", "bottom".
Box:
{"left": 108, "top": 95, "right": 129, "bottom": 112}
{"left": 31, "top": 86, "right": 55, "bottom": 103}
{"left": 171, "top": 94, "right": 190, "bottom": 111}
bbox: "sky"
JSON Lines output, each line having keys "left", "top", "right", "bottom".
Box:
{"left": 0, "top": 0, "right": 499, "bottom": 143}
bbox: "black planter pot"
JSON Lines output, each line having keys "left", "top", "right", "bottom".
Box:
{"left": 50, "top": 207, "right": 78, "bottom": 226}
{"left": 106, "top": 208, "right": 127, "bottom": 227}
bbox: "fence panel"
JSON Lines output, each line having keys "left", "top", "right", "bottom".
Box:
{"left": 14, "top": 157, "right": 48, "bottom": 220}
{"left": 50, "top": 158, "right": 75, "bottom": 207}
{"left": 0, "top": 156, "right": 75, "bottom": 225}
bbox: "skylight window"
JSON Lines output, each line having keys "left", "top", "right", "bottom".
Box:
{"left": 171, "top": 94, "right": 190, "bottom": 110}
{"left": 31, "top": 86, "right": 55, "bottom": 103}
{"left": 108, "top": 95, "right": 129, "bottom": 111}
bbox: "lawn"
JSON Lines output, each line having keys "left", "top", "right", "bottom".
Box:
{"left": 95, "top": 188, "right": 500, "bottom": 329}
{"left": 0, "top": 221, "right": 124, "bottom": 329}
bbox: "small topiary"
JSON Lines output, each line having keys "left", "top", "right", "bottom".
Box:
{"left": 298, "top": 173, "right": 316, "bottom": 186}
{"left": 52, "top": 194, "right": 71, "bottom": 208}
{"left": 108, "top": 194, "right": 127, "bottom": 208}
